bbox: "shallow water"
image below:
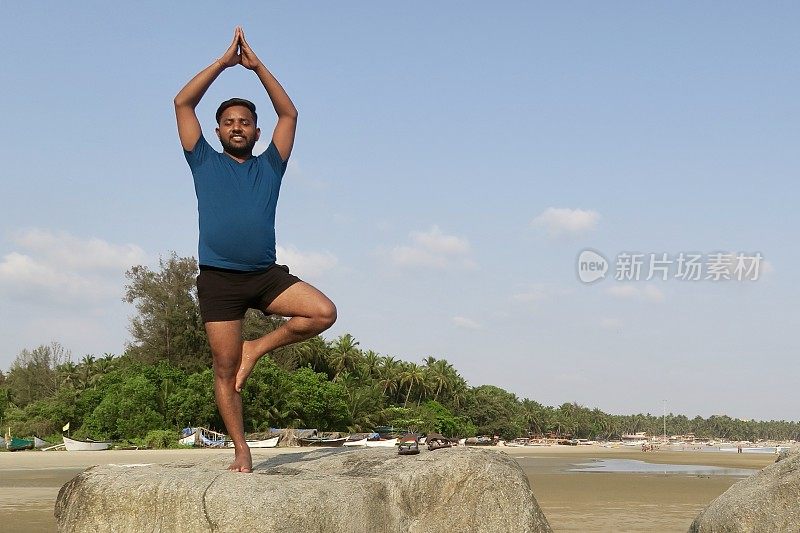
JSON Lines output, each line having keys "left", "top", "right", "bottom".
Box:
{"left": 571, "top": 458, "right": 756, "bottom": 476}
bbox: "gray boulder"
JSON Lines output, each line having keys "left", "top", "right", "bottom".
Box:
{"left": 689, "top": 450, "right": 800, "bottom": 532}
{"left": 55, "top": 447, "right": 551, "bottom": 532}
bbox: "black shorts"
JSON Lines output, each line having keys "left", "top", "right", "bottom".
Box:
{"left": 196, "top": 263, "right": 302, "bottom": 323}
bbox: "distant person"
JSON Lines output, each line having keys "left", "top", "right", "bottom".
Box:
{"left": 174, "top": 27, "right": 337, "bottom": 473}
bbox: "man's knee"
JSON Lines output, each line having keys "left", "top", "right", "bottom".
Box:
{"left": 313, "top": 299, "right": 337, "bottom": 331}
{"left": 211, "top": 350, "right": 240, "bottom": 381}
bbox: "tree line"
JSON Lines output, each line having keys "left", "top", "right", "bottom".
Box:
{"left": 1, "top": 253, "right": 798, "bottom": 446}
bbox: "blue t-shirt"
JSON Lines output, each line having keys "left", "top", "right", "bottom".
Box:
{"left": 184, "top": 135, "right": 288, "bottom": 271}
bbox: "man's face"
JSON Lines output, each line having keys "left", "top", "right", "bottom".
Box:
{"left": 216, "top": 105, "right": 260, "bottom": 158}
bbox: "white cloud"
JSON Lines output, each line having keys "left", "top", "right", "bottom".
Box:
{"left": 452, "top": 316, "right": 482, "bottom": 330}
{"left": 388, "top": 226, "right": 475, "bottom": 269}
{"left": 606, "top": 284, "right": 665, "bottom": 303}
{"left": 11, "top": 228, "right": 146, "bottom": 272}
{"left": 0, "top": 229, "right": 148, "bottom": 305}
{"left": 531, "top": 207, "right": 600, "bottom": 238}
{"left": 276, "top": 245, "right": 338, "bottom": 279}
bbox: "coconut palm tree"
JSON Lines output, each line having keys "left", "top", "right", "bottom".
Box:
{"left": 58, "top": 361, "right": 80, "bottom": 388}
{"left": 78, "top": 355, "right": 97, "bottom": 389}
{"left": 360, "top": 350, "right": 381, "bottom": 380}
{"left": 378, "top": 356, "right": 402, "bottom": 398}
{"left": 400, "top": 363, "right": 426, "bottom": 408}
{"left": 427, "top": 359, "right": 454, "bottom": 402}
{"left": 329, "top": 334, "right": 361, "bottom": 379}
{"left": 296, "top": 336, "right": 329, "bottom": 374}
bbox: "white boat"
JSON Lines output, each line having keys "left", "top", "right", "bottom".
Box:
{"left": 226, "top": 436, "right": 280, "bottom": 449}
{"left": 63, "top": 436, "right": 111, "bottom": 451}
{"left": 179, "top": 432, "right": 196, "bottom": 446}
{"left": 365, "top": 438, "right": 397, "bottom": 447}
{"left": 343, "top": 437, "right": 368, "bottom": 447}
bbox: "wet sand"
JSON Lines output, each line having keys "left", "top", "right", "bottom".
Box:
{"left": 503, "top": 446, "right": 774, "bottom": 531}
{"left": 0, "top": 446, "right": 775, "bottom": 532}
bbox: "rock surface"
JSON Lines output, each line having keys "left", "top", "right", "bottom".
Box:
{"left": 689, "top": 450, "right": 800, "bottom": 532}
{"left": 55, "top": 447, "right": 552, "bottom": 532}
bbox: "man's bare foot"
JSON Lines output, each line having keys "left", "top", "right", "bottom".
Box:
{"left": 235, "top": 340, "right": 261, "bottom": 392}
{"left": 227, "top": 445, "right": 252, "bottom": 473}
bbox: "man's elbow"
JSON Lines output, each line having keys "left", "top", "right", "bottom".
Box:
{"left": 280, "top": 108, "right": 298, "bottom": 121}
{"left": 173, "top": 95, "right": 193, "bottom": 109}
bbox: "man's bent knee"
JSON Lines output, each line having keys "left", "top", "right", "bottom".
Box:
{"left": 314, "top": 300, "right": 337, "bottom": 332}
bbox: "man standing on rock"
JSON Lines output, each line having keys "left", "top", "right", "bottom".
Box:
{"left": 174, "top": 27, "right": 337, "bottom": 472}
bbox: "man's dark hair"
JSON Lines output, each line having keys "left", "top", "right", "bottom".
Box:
{"left": 216, "top": 98, "right": 258, "bottom": 125}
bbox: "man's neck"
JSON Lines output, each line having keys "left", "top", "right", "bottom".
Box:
{"left": 223, "top": 150, "right": 253, "bottom": 163}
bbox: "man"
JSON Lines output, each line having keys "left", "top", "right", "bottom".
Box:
{"left": 174, "top": 27, "right": 336, "bottom": 473}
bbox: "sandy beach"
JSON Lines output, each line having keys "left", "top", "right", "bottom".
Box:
{"left": 0, "top": 445, "right": 775, "bottom": 532}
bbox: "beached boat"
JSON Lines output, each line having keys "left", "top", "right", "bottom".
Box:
{"left": 179, "top": 431, "right": 197, "bottom": 446}
{"left": 343, "top": 437, "right": 368, "bottom": 447}
{"left": 226, "top": 436, "right": 280, "bottom": 449}
{"left": 365, "top": 438, "right": 398, "bottom": 448}
{"left": 63, "top": 436, "right": 112, "bottom": 451}
{"left": 33, "top": 436, "right": 49, "bottom": 449}
{"left": 197, "top": 429, "right": 226, "bottom": 448}
{"left": 465, "top": 436, "right": 494, "bottom": 446}
{"left": 299, "top": 436, "right": 347, "bottom": 447}
{"left": 6, "top": 437, "right": 34, "bottom": 451}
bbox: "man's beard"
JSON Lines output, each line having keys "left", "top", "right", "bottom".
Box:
{"left": 220, "top": 136, "right": 257, "bottom": 159}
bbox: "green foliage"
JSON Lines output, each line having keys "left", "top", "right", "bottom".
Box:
{"left": 286, "top": 367, "right": 349, "bottom": 430}
{"left": 460, "top": 385, "right": 525, "bottom": 440}
{"left": 143, "top": 429, "right": 181, "bottom": 449}
{"left": 81, "top": 374, "right": 164, "bottom": 440}
{"left": 124, "top": 253, "right": 210, "bottom": 371}
{"left": 3, "top": 253, "right": 799, "bottom": 444}
{"left": 169, "top": 369, "right": 219, "bottom": 429}
{"left": 5, "top": 342, "right": 70, "bottom": 408}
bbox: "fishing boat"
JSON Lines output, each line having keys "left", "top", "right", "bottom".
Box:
{"left": 365, "top": 438, "right": 398, "bottom": 448}
{"left": 344, "top": 437, "right": 368, "bottom": 447}
{"left": 179, "top": 429, "right": 197, "bottom": 446}
{"left": 196, "top": 428, "right": 227, "bottom": 448}
{"left": 226, "top": 436, "right": 280, "bottom": 449}
{"left": 63, "top": 436, "right": 111, "bottom": 451}
{"left": 33, "top": 436, "right": 49, "bottom": 448}
{"left": 298, "top": 436, "right": 347, "bottom": 447}
{"left": 6, "top": 437, "right": 34, "bottom": 451}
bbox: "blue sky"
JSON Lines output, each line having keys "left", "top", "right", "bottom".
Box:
{"left": 1, "top": 3, "right": 797, "bottom": 421}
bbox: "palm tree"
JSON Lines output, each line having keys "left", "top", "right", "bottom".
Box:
{"left": 400, "top": 363, "right": 426, "bottom": 408}
{"left": 446, "top": 375, "right": 469, "bottom": 410}
{"left": 360, "top": 350, "right": 381, "bottom": 380}
{"left": 78, "top": 355, "right": 96, "bottom": 389}
{"left": 427, "top": 359, "right": 454, "bottom": 402}
{"left": 296, "top": 336, "right": 329, "bottom": 373}
{"left": 329, "top": 334, "right": 361, "bottom": 379}
{"left": 58, "top": 361, "right": 80, "bottom": 388}
{"left": 422, "top": 355, "right": 437, "bottom": 368}
{"left": 378, "top": 356, "right": 402, "bottom": 398}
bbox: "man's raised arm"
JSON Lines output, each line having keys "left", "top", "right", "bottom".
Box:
{"left": 174, "top": 28, "right": 242, "bottom": 151}
{"left": 239, "top": 30, "right": 298, "bottom": 162}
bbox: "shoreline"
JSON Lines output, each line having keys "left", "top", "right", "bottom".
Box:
{"left": 0, "top": 445, "right": 777, "bottom": 532}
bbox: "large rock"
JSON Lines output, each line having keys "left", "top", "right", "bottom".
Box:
{"left": 55, "top": 447, "right": 552, "bottom": 532}
{"left": 689, "top": 450, "right": 800, "bottom": 532}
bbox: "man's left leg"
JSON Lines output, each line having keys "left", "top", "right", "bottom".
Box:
{"left": 235, "top": 281, "right": 336, "bottom": 391}
{"left": 205, "top": 319, "right": 252, "bottom": 473}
